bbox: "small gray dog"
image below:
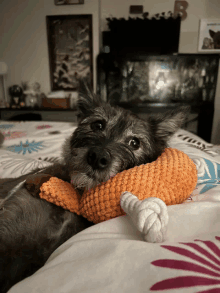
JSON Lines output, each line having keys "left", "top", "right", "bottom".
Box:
{"left": 0, "top": 85, "right": 188, "bottom": 292}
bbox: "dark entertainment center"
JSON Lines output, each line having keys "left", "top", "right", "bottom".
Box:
{"left": 96, "top": 16, "right": 220, "bottom": 142}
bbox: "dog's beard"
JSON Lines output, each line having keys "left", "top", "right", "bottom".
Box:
{"left": 70, "top": 172, "right": 94, "bottom": 190}
{"left": 67, "top": 144, "right": 137, "bottom": 191}
{"left": 70, "top": 171, "right": 111, "bottom": 190}
{"left": 70, "top": 163, "right": 120, "bottom": 190}
{"left": 68, "top": 148, "right": 123, "bottom": 190}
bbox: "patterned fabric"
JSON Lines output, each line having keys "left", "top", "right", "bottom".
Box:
{"left": 7, "top": 140, "right": 45, "bottom": 154}
{"left": 3, "top": 121, "right": 220, "bottom": 293}
{"left": 168, "top": 129, "right": 220, "bottom": 203}
{"left": 36, "top": 125, "right": 52, "bottom": 129}
{"left": 194, "top": 158, "right": 220, "bottom": 193}
{"left": 0, "top": 121, "right": 76, "bottom": 178}
{"left": 151, "top": 237, "right": 220, "bottom": 292}
{"left": 0, "top": 124, "right": 15, "bottom": 129}
{"left": 169, "top": 129, "right": 220, "bottom": 162}
{"left": 2, "top": 131, "right": 26, "bottom": 140}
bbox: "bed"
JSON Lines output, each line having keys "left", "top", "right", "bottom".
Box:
{"left": 1, "top": 120, "right": 220, "bottom": 293}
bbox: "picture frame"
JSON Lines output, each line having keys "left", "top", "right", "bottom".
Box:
{"left": 46, "top": 15, "right": 93, "bottom": 91}
{"left": 198, "top": 19, "right": 220, "bottom": 52}
{"left": 54, "top": 0, "right": 84, "bottom": 5}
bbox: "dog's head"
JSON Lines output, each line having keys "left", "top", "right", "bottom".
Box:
{"left": 62, "top": 85, "right": 188, "bottom": 190}
{"left": 209, "top": 30, "right": 220, "bottom": 49}
{"left": 202, "top": 37, "right": 213, "bottom": 49}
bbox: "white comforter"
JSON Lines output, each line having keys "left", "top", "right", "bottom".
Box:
{"left": 1, "top": 121, "right": 220, "bottom": 293}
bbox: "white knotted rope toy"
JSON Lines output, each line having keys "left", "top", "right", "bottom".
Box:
{"left": 120, "top": 192, "right": 169, "bottom": 243}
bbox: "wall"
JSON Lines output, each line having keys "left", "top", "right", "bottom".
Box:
{"left": 101, "top": 0, "right": 220, "bottom": 144}
{"left": 1, "top": 0, "right": 220, "bottom": 143}
{"left": 0, "top": 0, "right": 100, "bottom": 94}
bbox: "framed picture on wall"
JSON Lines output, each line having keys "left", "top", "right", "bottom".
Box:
{"left": 46, "top": 15, "right": 93, "bottom": 91}
{"left": 198, "top": 19, "right": 220, "bottom": 52}
{"left": 54, "top": 0, "right": 84, "bottom": 5}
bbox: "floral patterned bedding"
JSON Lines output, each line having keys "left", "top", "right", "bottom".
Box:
{"left": 0, "top": 121, "right": 77, "bottom": 178}
{"left": 1, "top": 121, "right": 220, "bottom": 201}
{"left": 2, "top": 121, "right": 220, "bottom": 293}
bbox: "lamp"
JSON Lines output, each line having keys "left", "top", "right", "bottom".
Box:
{"left": 155, "top": 72, "right": 167, "bottom": 89}
{"left": 0, "top": 62, "right": 8, "bottom": 108}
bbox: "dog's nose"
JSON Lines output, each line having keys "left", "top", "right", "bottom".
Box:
{"left": 87, "top": 147, "right": 110, "bottom": 170}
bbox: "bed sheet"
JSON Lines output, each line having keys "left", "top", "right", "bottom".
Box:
{"left": 9, "top": 202, "right": 220, "bottom": 293}
{"left": 0, "top": 121, "right": 77, "bottom": 178}
{"left": 0, "top": 121, "right": 220, "bottom": 179}
{"left": 1, "top": 121, "right": 220, "bottom": 292}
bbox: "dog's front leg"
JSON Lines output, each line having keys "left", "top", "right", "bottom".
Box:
{"left": 34, "top": 163, "right": 71, "bottom": 181}
{"left": 25, "top": 173, "right": 53, "bottom": 197}
{"left": 25, "top": 162, "right": 71, "bottom": 197}
{"left": 120, "top": 192, "right": 169, "bottom": 243}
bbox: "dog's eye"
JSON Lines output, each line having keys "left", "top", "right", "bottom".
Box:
{"left": 128, "top": 137, "right": 140, "bottom": 150}
{"left": 91, "top": 120, "right": 105, "bottom": 131}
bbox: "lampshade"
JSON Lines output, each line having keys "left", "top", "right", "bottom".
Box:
{"left": 0, "top": 62, "right": 8, "bottom": 107}
{"left": 0, "top": 62, "right": 8, "bottom": 75}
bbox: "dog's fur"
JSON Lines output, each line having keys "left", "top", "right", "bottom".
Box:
{"left": 202, "top": 37, "right": 214, "bottom": 50}
{"left": 0, "top": 87, "right": 188, "bottom": 292}
{"left": 209, "top": 29, "right": 220, "bottom": 49}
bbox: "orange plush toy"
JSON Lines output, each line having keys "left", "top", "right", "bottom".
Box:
{"left": 39, "top": 148, "right": 197, "bottom": 237}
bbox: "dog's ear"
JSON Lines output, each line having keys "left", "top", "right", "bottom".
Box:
{"left": 77, "top": 79, "right": 102, "bottom": 121}
{"left": 209, "top": 30, "right": 216, "bottom": 39}
{"left": 149, "top": 106, "right": 189, "bottom": 140}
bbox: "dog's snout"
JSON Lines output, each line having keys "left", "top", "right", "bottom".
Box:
{"left": 87, "top": 147, "right": 110, "bottom": 170}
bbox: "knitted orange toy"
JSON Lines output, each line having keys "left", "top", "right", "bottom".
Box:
{"left": 39, "top": 148, "right": 197, "bottom": 224}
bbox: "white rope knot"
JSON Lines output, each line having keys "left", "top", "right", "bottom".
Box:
{"left": 120, "top": 191, "right": 169, "bottom": 243}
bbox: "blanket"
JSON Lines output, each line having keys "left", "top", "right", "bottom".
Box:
{"left": 1, "top": 121, "right": 220, "bottom": 293}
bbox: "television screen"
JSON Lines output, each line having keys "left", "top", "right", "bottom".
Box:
{"left": 101, "top": 54, "right": 219, "bottom": 105}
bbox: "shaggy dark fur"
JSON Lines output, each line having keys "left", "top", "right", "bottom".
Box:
{"left": 0, "top": 86, "right": 188, "bottom": 292}
{"left": 209, "top": 29, "right": 220, "bottom": 49}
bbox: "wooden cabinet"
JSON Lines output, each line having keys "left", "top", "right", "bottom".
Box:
{"left": 0, "top": 109, "right": 78, "bottom": 123}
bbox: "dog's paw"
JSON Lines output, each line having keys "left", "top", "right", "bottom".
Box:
{"left": 25, "top": 174, "right": 52, "bottom": 197}
{"left": 120, "top": 192, "right": 169, "bottom": 243}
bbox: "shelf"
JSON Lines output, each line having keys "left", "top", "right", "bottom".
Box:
{"left": 0, "top": 108, "right": 77, "bottom": 112}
